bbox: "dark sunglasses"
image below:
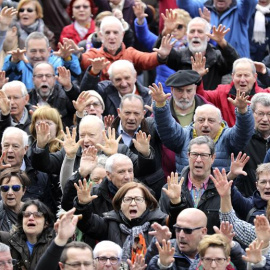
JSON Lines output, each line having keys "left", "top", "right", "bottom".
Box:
{"left": 173, "top": 225, "right": 203, "bottom": 234}
{"left": 0, "top": 185, "right": 23, "bottom": 192}
{"left": 22, "top": 211, "right": 44, "bottom": 218}
{"left": 73, "top": 5, "right": 90, "bottom": 9}
{"left": 177, "top": 24, "right": 184, "bottom": 30}
{"left": 18, "top": 8, "right": 34, "bottom": 13}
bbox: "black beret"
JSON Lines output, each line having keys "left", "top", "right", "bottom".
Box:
{"left": 165, "top": 70, "right": 201, "bottom": 87}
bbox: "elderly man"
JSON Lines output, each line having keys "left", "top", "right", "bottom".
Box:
{"left": 80, "top": 59, "right": 152, "bottom": 117}
{"left": 3, "top": 32, "right": 81, "bottom": 89}
{"left": 177, "top": 0, "right": 257, "bottom": 57}
{"left": 28, "top": 62, "right": 80, "bottom": 127}
{"left": 156, "top": 17, "right": 239, "bottom": 90}
{"left": 196, "top": 57, "right": 270, "bottom": 127}
{"left": 0, "top": 81, "right": 31, "bottom": 138}
{"left": 0, "top": 243, "right": 17, "bottom": 270}
{"left": 80, "top": 15, "right": 171, "bottom": 80}
{"left": 150, "top": 80, "right": 254, "bottom": 173}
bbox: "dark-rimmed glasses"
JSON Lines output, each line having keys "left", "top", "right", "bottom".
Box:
{"left": 173, "top": 225, "right": 203, "bottom": 234}
{"left": 95, "top": 257, "right": 120, "bottom": 265}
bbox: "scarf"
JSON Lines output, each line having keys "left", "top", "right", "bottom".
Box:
{"left": 18, "top": 18, "right": 45, "bottom": 42}
{"left": 119, "top": 210, "right": 150, "bottom": 262}
{"left": 74, "top": 19, "right": 91, "bottom": 39}
{"left": 108, "top": 180, "right": 119, "bottom": 196}
{"left": 253, "top": 4, "right": 270, "bottom": 44}
{"left": 0, "top": 204, "right": 17, "bottom": 232}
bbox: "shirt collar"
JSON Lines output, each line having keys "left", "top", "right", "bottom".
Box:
{"left": 187, "top": 173, "right": 209, "bottom": 191}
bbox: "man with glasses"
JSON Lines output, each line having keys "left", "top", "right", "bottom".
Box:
{"left": 29, "top": 62, "right": 80, "bottom": 127}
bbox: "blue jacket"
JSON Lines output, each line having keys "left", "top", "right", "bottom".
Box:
{"left": 153, "top": 101, "right": 254, "bottom": 172}
{"left": 176, "top": 0, "right": 257, "bottom": 57}
{"left": 3, "top": 53, "right": 81, "bottom": 90}
{"left": 134, "top": 18, "right": 186, "bottom": 93}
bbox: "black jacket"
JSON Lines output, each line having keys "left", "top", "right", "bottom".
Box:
{"left": 159, "top": 166, "right": 220, "bottom": 234}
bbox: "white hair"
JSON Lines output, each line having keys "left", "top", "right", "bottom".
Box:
{"left": 1, "top": 127, "right": 29, "bottom": 147}
{"left": 105, "top": 153, "right": 132, "bottom": 173}
{"left": 100, "top": 16, "right": 124, "bottom": 33}
{"left": 107, "top": 60, "right": 136, "bottom": 80}
{"left": 93, "top": 241, "right": 122, "bottom": 259}
{"left": 2, "top": 80, "right": 28, "bottom": 96}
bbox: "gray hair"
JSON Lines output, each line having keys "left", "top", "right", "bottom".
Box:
{"left": 2, "top": 80, "right": 28, "bottom": 96}
{"left": 119, "top": 94, "right": 144, "bottom": 110}
{"left": 188, "top": 136, "right": 215, "bottom": 155}
{"left": 105, "top": 153, "right": 132, "bottom": 173}
{"left": 25, "top": 32, "right": 49, "bottom": 49}
{"left": 108, "top": 60, "right": 136, "bottom": 80}
{"left": 1, "top": 127, "right": 29, "bottom": 147}
{"left": 79, "top": 115, "right": 105, "bottom": 131}
{"left": 187, "top": 17, "right": 211, "bottom": 34}
{"left": 93, "top": 240, "right": 122, "bottom": 259}
{"left": 256, "top": 163, "right": 270, "bottom": 181}
{"left": 100, "top": 16, "right": 124, "bottom": 34}
{"left": 194, "top": 104, "right": 222, "bottom": 122}
{"left": 232, "top": 58, "right": 256, "bottom": 75}
{"left": 250, "top": 93, "right": 270, "bottom": 111}
{"left": 0, "top": 243, "right": 10, "bottom": 253}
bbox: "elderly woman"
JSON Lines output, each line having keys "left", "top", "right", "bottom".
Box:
{"left": 16, "top": 0, "right": 54, "bottom": 49}
{"left": 59, "top": 0, "right": 97, "bottom": 45}
{"left": 0, "top": 168, "right": 30, "bottom": 232}
{"left": 0, "top": 199, "right": 55, "bottom": 270}
{"left": 196, "top": 234, "right": 235, "bottom": 270}
{"left": 74, "top": 181, "right": 175, "bottom": 261}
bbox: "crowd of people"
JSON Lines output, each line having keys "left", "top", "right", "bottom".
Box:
{"left": 1, "top": 0, "right": 270, "bottom": 269}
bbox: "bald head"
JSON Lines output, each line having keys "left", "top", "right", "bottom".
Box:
{"left": 177, "top": 208, "right": 207, "bottom": 227}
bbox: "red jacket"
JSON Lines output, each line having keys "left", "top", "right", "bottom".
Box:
{"left": 80, "top": 43, "right": 160, "bottom": 81}
{"left": 59, "top": 20, "right": 95, "bottom": 44}
{"left": 196, "top": 81, "right": 270, "bottom": 127}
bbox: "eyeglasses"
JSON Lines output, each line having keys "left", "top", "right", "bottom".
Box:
{"left": 0, "top": 185, "right": 23, "bottom": 192}
{"left": 254, "top": 111, "right": 270, "bottom": 119}
{"left": 22, "top": 211, "right": 44, "bottom": 218}
{"left": 122, "top": 196, "right": 145, "bottom": 204}
{"left": 257, "top": 179, "right": 270, "bottom": 186}
{"left": 85, "top": 102, "right": 101, "bottom": 108}
{"left": 189, "top": 152, "right": 212, "bottom": 160}
{"left": 19, "top": 8, "right": 34, "bottom": 13}
{"left": 173, "top": 225, "right": 203, "bottom": 234}
{"left": 95, "top": 257, "right": 120, "bottom": 265}
{"left": 0, "top": 259, "right": 18, "bottom": 269}
{"left": 73, "top": 5, "right": 90, "bottom": 9}
{"left": 177, "top": 24, "right": 184, "bottom": 30}
{"left": 33, "top": 74, "right": 55, "bottom": 79}
{"left": 63, "top": 261, "right": 93, "bottom": 269}
{"left": 201, "top": 257, "right": 227, "bottom": 265}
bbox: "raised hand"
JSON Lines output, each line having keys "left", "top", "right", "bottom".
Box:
{"left": 53, "top": 42, "right": 74, "bottom": 59}
{"left": 227, "top": 152, "right": 250, "bottom": 180}
{"left": 227, "top": 89, "right": 250, "bottom": 114}
{"left": 133, "top": 1, "right": 148, "bottom": 24}
{"left": 0, "top": 90, "right": 10, "bottom": 115}
{"left": 156, "top": 240, "right": 175, "bottom": 267}
{"left": 206, "top": 24, "right": 230, "bottom": 47}
{"left": 148, "top": 222, "right": 172, "bottom": 243}
{"left": 153, "top": 34, "right": 175, "bottom": 60}
{"left": 242, "top": 240, "right": 263, "bottom": 264}
{"left": 89, "top": 57, "right": 110, "bottom": 75}
{"left": 127, "top": 254, "right": 147, "bottom": 270}
{"left": 161, "top": 9, "right": 178, "bottom": 36}
{"left": 132, "top": 130, "right": 151, "bottom": 157}
{"left": 0, "top": 7, "right": 17, "bottom": 31}
{"left": 9, "top": 48, "right": 28, "bottom": 63}
{"left": 104, "top": 115, "right": 114, "bottom": 130}
{"left": 62, "top": 38, "right": 84, "bottom": 55}
{"left": 149, "top": 82, "right": 171, "bottom": 107}
{"left": 162, "top": 172, "right": 184, "bottom": 204}
{"left": 72, "top": 91, "right": 92, "bottom": 117}
{"left": 191, "top": 52, "right": 209, "bottom": 77}
{"left": 254, "top": 61, "right": 267, "bottom": 74}
{"left": 0, "top": 71, "right": 9, "bottom": 88}
{"left": 56, "top": 66, "right": 72, "bottom": 89}
{"left": 0, "top": 152, "right": 11, "bottom": 170}
{"left": 213, "top": 221, "right": 235, "bottom": 246}
{"left": 254, "top": 215, "right": 270, "bottom": 248}
{"left": 54, "top": 208, "right": 78, "bottom": 246}
{"left": 96, "top": 127, "right": 121, "bottom": 156}
{"left": 199, "top": 7, "right": 211, "bottom": 23}
{"left": 210, "top": 168, "right": 232, "bottom": 198}
{"left": 74, "top": 178, "right": 98, "bottom": 204}
{"left": 79, "top": 146, "right": 98, "bottom": 178}
{"left": 36, "top": 121, "right": 51, "bottom": 148}
{"left": 56, "top": 127, "right": 82, "bottom": 158}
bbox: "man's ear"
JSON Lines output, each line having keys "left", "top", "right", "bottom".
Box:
{"left": 106, "top": 171, "right": 111, "bottom": 180}
{"left": 59, "top": 262, "right": 64, "bottom": 270}
{"left": 117, "top": 108, "right": 121, "bottom": 116}
{"left": 143, "top": 110, "right": 146, "bottom": 116}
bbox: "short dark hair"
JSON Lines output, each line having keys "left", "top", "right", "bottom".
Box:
{"left": 0, "top": 168, "right": 30, "bottom": 188}
{"left": 60, "top": 241, "right": 93, "bottom": 263}
{"left": 188, "top": 136, "right": 215, "bottom": 155}
{"left": 17, "top": 199, "right": 55, "bottom": 236}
